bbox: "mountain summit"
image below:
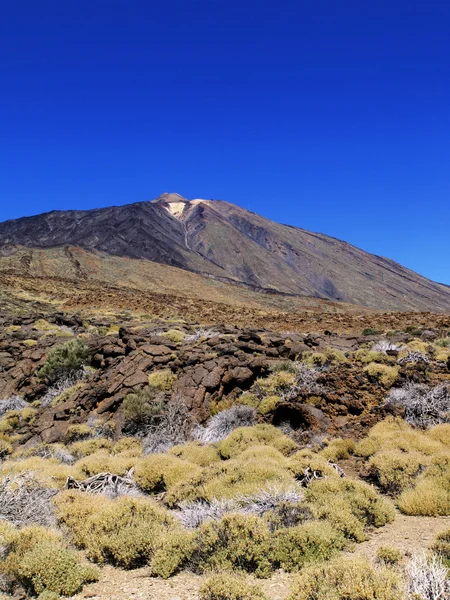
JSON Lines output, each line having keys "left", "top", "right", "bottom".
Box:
{"left": 0, "top": 193, "right": 449, "bottom": 312}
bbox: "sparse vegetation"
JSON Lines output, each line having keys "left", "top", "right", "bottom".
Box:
{"left": 38, "top": 339, "right": 90, "bottom": 383}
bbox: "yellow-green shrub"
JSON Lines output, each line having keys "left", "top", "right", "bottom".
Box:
{"left": 0, "top": 438, "right": 12, "bottom": 458}
{"left": 305, "top": 478, "right": 395, "bottom": 541}
{"left": 162, "top": 329, "right": 186, "bottom": 343}
{"left": 168, "top": 442, "right": 221, "bottom": 466}
{"left": 69, "top": 437, "right": 113, "bottom": 458}
{"left": 272, "top": 521, "right": 346, "bottom": 571}
{"left": 149, "top": 530, "right": 197, "bottom": 578}
{"left": 113, "top": 436, "right": 143, "bottom": 456}
{"left": 75, "top": 451, "right": 137, "bottom": 477}
{"left": 55, "top": 491, "right": 178, "bottom": 568}
{"left": 134, "top": 454, "right": 202, "bottom": 494}
{"left": 66, "top": 424, "right": 93, "bottom": 442}
{"left": 286, "top": 556, "right": 405, "bottom": 600}
{"left": 148, "top": 369, "right": 177, "bottom": 390}
{"left": 0, "top": 457, "right": 76, "bottom": 488}
{"left": 196, "top": 514, "right": 272, "bottom": 577}
{"left": 0, "top": 525, "right": 98, "bottom": 597}
{"left": 354, "top": 348, "right": 389, "bottom": 364}
{"left": 364, "top": 363, "right": 399, "bottom": 387}
{"left": 368, "top": 450, "right": 428, "bottom": 494}
{"left": 433, "top": 529, "right": 450, "bottom": 567}
{"left": 199, "top": 573, "right": 268, "bottom": 600}
{"left": 218, "top": 424, "right": 296, "bottom": 459}
{"left": 397, "top": 478, "right": 450, "bottom": 516}
{"left": 376, "top": 546, "right": 402, "bottom": 565}
{"left": 255, "top": 371, "right": 296, "bottom": 395}
{"left": 320, "top": 438, "right": 355, "bottom": 461}
{"left": 428, "top": 424, "right": 450, "bottom": 446}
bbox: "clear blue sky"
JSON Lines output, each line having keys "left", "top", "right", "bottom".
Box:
{"left": 1, "top": 0, "right": 449, "bottom": 283}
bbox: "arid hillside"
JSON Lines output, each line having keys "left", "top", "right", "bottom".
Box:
{"left": 1, "top": 192, "right": 450, "bottom": 311}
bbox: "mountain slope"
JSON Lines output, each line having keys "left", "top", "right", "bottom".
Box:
{"left": 0, "top": 192, "right": 449, "bottom": 312}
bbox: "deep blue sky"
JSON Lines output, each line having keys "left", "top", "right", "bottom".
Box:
{"left": 1, "top": 0, "right": 449, "bottom": 283}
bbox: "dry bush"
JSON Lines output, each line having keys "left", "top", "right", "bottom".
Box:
{"left": 142, "top": 399, "right": 190, "bottom": 453}
{"left": 39, "top": 370, "right": 87, "bottom": 408}
{"left": 217, "top": 424, "right": 296, "bottom": 459}
{"left": 38, "top": 338, "right": 90, "bottom": 384}
{"left": 193, "top": 405, "right": 256, "bottom": 444}
{"left": 0, "top": 474, "right": 57, "bottom": 527}
{"left": 368, "top": 449, "right": 428, "bottom": 494}
{"left": 69, "top": 437, "right": 113, "bottom": 458}
{"left": 387, "top": 383, "right": 450, "bottom": 428}
{"left": 272, "top": 520, "right": 346, "bottom": 571}
{"left": 433, "top": 529, "right": 450, "bottom": 567}
{"left": 305, "top": 478, "right": 395, "bottom": 542}
{"left": 364, "top": 363, "right": 399, "bottom": 387}
{"left": 405, "top": 553, "right": 450, "bottom": 600}
{"left": 55, "top": 491, "right": 179, "bottom": 569}
{"left": 376, "top": 546, "right": 403, "bottom": 565}
{"left": 0, "top": 524, "right": 98, "bottom": 597}
{"left": 199, "top": 573, "right": 268, "bottom": 600}
{"left": 169, "top": 442, "right": 221, "bottom": 466}
{"left": 320, "top": 438, "right": 356, "bottom": 461}
{"left": 134, "top": 453, "right": 202, "bottom": 494}
{"left": 194, "top": 513, "right": 273, "bottom": 577}
{"left": 174, "top": 486, "right": 304, "bottom": 529}
{"left": 286, "top": 555, "right": 405, "bottom": 600}
{"left": 0, "top": 397, "right": 27, "bottom": 417}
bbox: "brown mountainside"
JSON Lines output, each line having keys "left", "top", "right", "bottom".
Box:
{"left": 0, "top": 192, "right": 449, "bottom": 312}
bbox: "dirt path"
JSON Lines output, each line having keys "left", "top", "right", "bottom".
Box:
{"left": 349, "top": 511, "right": 450, "bottom": 562}
{"left": 73, "top": 513, "right": 450, "bottom": 600}
{"left": 73, "top": 567, "right": 291, "bottom": 600}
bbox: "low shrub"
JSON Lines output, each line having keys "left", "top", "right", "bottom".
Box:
{"left": 0, "top": 456, "right": 75, "bottom": 489}
{"left": 55, "top": 491, "right": 178, "bottom": 569}
{"left": 368, "top": 449, "right": 428, "bottom": 494}
{"left": 147, "top": 369, "right": 177, "bottom": 391}
{"left": 217, "top": 424, "right": 296, "bottom": 459}
{"left": 0, "top": 525, "right": 98, "bottom": 597}
{"left": 194, "top": 513, "right": 273, "bottom": 577}
{"left": 66, "top": 424, "right": 93, "bottom": 442}
{"left": 286, "top": 555, "right": 405, "bottom": 600}
{"left": 272, "top": 520, "right": 346, "bottom": 571}
{"left": 320, "top": 438, "right": 355, "bottom": 461}
{"left": 305, "top": 478, "right": 395, "bottom": 541}
{"left": 376, "top": 546, "right": 403, "bottom": 565}
{"left": 149, "top": 530, "right": 196, "bottom": 578}
{"left": 38, "top": 338, "right": 90, "bottom": 383}
{"left": 397, "top": 477, "right": 450, "bottom": 516}
{"left": 363, "top": 363, "right": 399, "bottom": 387}
{"left": 122, "top": 387, "right": 162, "bottom": 428}
{"left": 199, "top": 573, "right": 268, "bottom": 600}
{"left": 168, "top": 442, "right": 221, "bottom": 466}
{"left": 433, "top": 529, "right": 450, "bottom": 567}
{"left": 134, "top": 453, "right": 202, "bottom": 494}
{"left": 75, "top": 451, "right": 137, "bottom": 477}
{"left": 69, "top": 437, "right": 113, "bottom": 458}
{"left": 161, "top": 329, "right": 186, "bottom": 344}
